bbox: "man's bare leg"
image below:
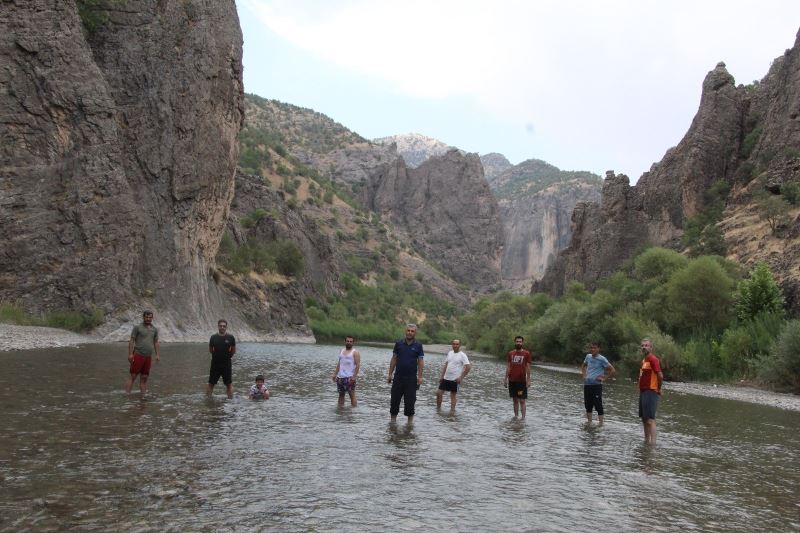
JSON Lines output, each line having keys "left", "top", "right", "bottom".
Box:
{"left": 140, "top": 375, "right": 148, "bottom": 394}
{"left": 436, "top": 390, "right": 444, "bottom": 409}
{"left": 125, "top": 374, "right": 136, "bottom": 394}
{"left": 349, "top": 390, "right": 357, "bottom": 407}
{"left": 513, "top": 398, "right": 519, "bottom": 417}
{"left": 586, "top": 411, "right": 593, "bottom": 424}
{"left": 206, "top": 384, "right": 214, "bottom": 396}
{"left": 520, "top": 399, "right": 526, "bottom": 419}
{"left": 226, "top": 384, "right": 233, "bottom": 399}
{"left": 338, "top": 393, "right": 346, "bottom": 407}
{"left": 450, "top": 392, "right": 457, "bottom": 412}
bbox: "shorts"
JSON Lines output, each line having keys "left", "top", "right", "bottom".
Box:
{"left": 130, "top": 353, "right": 152, "bottom": 376}
{"left": 438, "top": 379, "right": 458, "bottom": 393}
{"left": 209, "top": 358, "right": 232, "bottom": 385}
{"left": 336, "top": 376, "right": 356, "bottom": 393}
{"left": 584, "top": 384, "right": 604, "bottom": 415}
{"left": 639, "top": 390, "right": 660, "bottom": 420}
{"left": 508, "top": 381, "right": 528, "bottom": 399}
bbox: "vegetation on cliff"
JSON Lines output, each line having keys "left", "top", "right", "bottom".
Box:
{"left": 461, "top": 248, "right": 800, "bottom": 392}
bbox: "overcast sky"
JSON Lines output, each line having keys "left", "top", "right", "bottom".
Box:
{"left": 236, "top": 0, "right": 800, "bottom": 181}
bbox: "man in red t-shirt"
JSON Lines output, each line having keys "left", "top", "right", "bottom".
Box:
{"left": 503, "top": 335, "right": 531, "bottom": 419}
{"left": 638, "top": 338, "right": 664, "bottom": 445}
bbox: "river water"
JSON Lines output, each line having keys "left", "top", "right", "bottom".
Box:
{"left": 1, "top": 342, "right": 798, "bottom": 532}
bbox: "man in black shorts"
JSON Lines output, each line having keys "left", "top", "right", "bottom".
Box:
{"left": 503, "top": 336, "right": 531, "bottom": 419}
{"left": 207, "top": 319, "right": 236, "bottom": 399}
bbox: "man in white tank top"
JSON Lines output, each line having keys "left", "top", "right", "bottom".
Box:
{"left": 332, "top": 335, "right": 361, "bottom": 407}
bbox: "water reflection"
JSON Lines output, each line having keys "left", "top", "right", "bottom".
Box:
{"left": 1, "top": 342, "right": 799, "bottom": 531}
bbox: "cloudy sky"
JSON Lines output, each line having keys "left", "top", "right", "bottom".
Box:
{"left": 236, "top": 0, "right": 800, "bottom": 180}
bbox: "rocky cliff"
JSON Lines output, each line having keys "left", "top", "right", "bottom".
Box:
{"left": 480, "top": 152, "right": 513, "bottom": 181}
{"left": 488, "top": 159, "right": 601, "bottom": 291}
{"left": 373, "top": 132, "right": 455, "bottom": 168}
{"left": 1, "top": 1, "right": 245, "bottom": 338}
{"left": 363, "top": 149, "right": 504, "bottom": 291}
{"left": 536, "top": 28, "right": 800, "bottom": 311}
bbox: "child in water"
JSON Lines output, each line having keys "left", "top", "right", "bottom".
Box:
{"left": 249, "top": 374, "right": 270, "bottom": 399}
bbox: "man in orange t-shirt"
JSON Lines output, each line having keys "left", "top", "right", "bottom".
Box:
{"left": 639, "top": 338, "right": 664, "bottom": 445}
{"left": 503, "top": 335, "right": 531, "bottom": 419}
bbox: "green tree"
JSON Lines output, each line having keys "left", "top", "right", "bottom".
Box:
{"left": 736, "top": 261, "right": 785, "bottom": 321}
{"left": 757, "top": 193, "right": 790, "bottom": 234}
{"left": 665, "top": 256, "right": 735, "bottom": 337}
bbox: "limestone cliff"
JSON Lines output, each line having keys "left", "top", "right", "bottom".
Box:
{"left": 363, "top": 149, "right": 504, "bottom": 291}
{"left": 1, "top": 1, "right": 245, "bottom": 338}
{"left": 373, "top": 132, "right": 455, "bottom": 168}
{"left": 536, "top": 28, "right": 800, "bottom": 312}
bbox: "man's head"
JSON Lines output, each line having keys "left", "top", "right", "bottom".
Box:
{"left": 255, "top": 374, "right": 264, "bottom": 385}
{"left": 641, "top": 338, "right": 653, "bottom": 355}
{"left": 405, "top": 324, "right": 417, "bottom": 341}
{"left": 345, "top": 336, "right": 354, "bottom": 349}
{"left": 590, "top": 342, "right": 600, "bottom": 356}
{"left": 143, "top": 310, "right": 153, "bottom": 325}
{"left": 218, "top": 319, "right": 228, "bottom": 335}
{"left": 514, "top": 336, "right": 524, "bottom": 349}
{"left": 451, "top": 339, "right": 461, "bottom": 352}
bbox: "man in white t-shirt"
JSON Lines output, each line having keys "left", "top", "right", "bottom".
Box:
{"left": 436, "top": 339, "right": 472, "bottom": 412}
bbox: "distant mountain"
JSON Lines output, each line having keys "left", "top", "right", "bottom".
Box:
{"left": 373, "top": 132, "right": 456, "bottom": 167}
{"left": 480, "top": 153, "right": 513, "bottom": 181}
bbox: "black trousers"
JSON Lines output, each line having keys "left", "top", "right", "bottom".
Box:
{"left": 390, "top": 377, "right": 417, "bottom": 417}
{"left": 584, "top": 384, "right": 604, "bottom": 415}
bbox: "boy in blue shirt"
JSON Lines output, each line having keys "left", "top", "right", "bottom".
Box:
{"left": 581, "top": 342, "right": 615, "bottom": 425}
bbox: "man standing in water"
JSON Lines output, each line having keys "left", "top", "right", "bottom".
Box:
{"left": 581, "top": 341, "right": 615, "bottom": 425}
{"left": 387, "top": 324, "right": 424, "bottom": 423}
{"left": 436, "top": 339, "right": 471, "bottom": 413}
{"left": 639, "top": 338, "right": 663, "bottom": 445}
{"left": 503, "top": 335, "right": 531, "bottom": 419}
{"left": 207, "top": 319, "right": 236, "bottom": 399}
{"left": 332, "top": 335, "right": 360, "bottom": 407}
{"left": 125, "top": 310, "right": 160, "bottom": 394}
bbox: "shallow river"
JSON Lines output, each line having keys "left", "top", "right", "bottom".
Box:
{"left": 1, "top": 342, "right": 799, "bottom": 532}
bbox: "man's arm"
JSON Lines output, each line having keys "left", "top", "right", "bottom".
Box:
{"left": 332, "top": 359, "right": 341, "bottom": 382}
{"left": 387, "top": 354, "right": 397, "bottom": 383}
{"left": 128, "top": 335, "right": 135, "bottom": 363}
{"left": 417, "top": 357, "right": 424, "bottom": 385}
{"left": 605, "top": 363, "right": 616, "bottom": 379}
{"left": 230, "top": 338, "right": 236, "bottom": 358}
{"left": 656, "top": 370, "right": 664, "bottom": 393}
{"left": 525, "top": 356, "right": 531, "bottom": 386}
{"left": 457, "top": 363, "right": 471, "bottom": 384}
{"left": 439, "top": 360, "right": 448, "bottom": 382}
{"left": 154, "top": 339, "right": 161, "bottom": 362}
{"left": 503, "top": 357, "right": 510, "bottom": 385}
{"left": 580, "top": 361, "right": 588, "bottom": 379}
{"left": 353, "top": 350, "right": 360, "bottom": 382}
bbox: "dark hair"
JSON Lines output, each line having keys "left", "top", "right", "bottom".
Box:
{"left": 255, "top": 375, "right": 264, "bottom": 381}
{"left": 218, "top": 319, "right": 228, "bottom": 326}
{"left": 590, "top": 341, "right": 600, "bottom": 346}
{"left": 143, "top": 310, "right": 153, "bottom": 316}
{"left": 514, "top": 335, "right": 524, "bottom": 341}
{"left": 345, "top": 335, "right": 354, "bottom": 341}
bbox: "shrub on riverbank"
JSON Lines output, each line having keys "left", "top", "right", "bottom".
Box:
{"left": 0, "top": 302, "right": 103, "bottom": 333}
{"left": 306, "top": 274, "right": 459, "bottom": 343}
{"left": 459, "top": 248, "right": 794, "bottom": 386}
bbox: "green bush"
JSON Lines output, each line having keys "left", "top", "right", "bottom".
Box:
{"left": 0, "top": 301, "right": 103, "bottom": 333}
{"left": 742, "top": 125, "right": 762, "bottom": 158}
{"left": 273, "top": 241, "right": 304, "bottom": 277}
{"left": 736, "top": 262, "right": 784, "bottom": 321}
{"left": 758, "top": 319, "right": 800, "bottom": 393}
{"left": 719, "top": 312, "right": 783, "bottom": 376}
{"left": 77, "top": 0, "right": 109, "bottom": 33}
{"left": 782, "top": 182, "right": 800, "bottom": 205}
{"left": 665, "top": 256, "right": 735, "bottom": 337}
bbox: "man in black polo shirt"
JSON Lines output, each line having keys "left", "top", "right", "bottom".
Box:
{"left": 207, "top": 319, "right": 236, "bottom": 399}
{"left": 387, "top": 323, "right": 425, "bottom": 423}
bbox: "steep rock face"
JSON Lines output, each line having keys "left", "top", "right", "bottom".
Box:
{"left": 363, "top": 149, "right": 504, "bottom": 290}
{"left": 499, "top": 181, "right": 601, "bottom": 290}
{"left": 535, "top": 61, "right": 749, "bottom": 295}
{"left": 373, "top": 133, "right": 455, "bottom": 168}
{"left": 0, "top": 2, "right": 244, "bottom": 336}
{"left": 488, "top": 158, "right": 601, "bottom": 291}
{"left": 480, "top": 152, "right": 512, "bottom": 181}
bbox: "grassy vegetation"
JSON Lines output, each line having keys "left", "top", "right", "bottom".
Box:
{"left": 306, "top": 273, "right": 460, "bottom": 344}
{"left": 491, "top": 159, "right": 601, "bottom": 198}
{"left": 459, "top": 248, "right": 797, "bottom": 389}
{"left": 217, "top": 233, "right": 304, "bottom": 277}
{"left": 1, "top": 302, "right": 103, "bottom": 332}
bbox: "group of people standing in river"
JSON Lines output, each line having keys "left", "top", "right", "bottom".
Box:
{"left": 125, "top": 311, "right": 664, "bottom": 444}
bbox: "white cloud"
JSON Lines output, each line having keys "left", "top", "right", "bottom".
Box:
{"left": 239, "top": 0, "right": 800, "bottom": 175}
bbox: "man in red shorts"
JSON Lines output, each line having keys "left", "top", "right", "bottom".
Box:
{"left": 125, "top": 310, "right": 161, "bottom": 394}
